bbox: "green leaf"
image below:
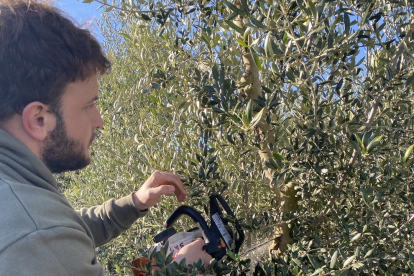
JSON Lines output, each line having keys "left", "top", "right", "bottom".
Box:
{"left": 330, "top": 250, "right": 338, "bottom": 269}
{"left": 361, "top": 3, "right": 373, "bottom": 25}
{"left": 250, "top": 17, "right": 266, "bottom": 28}
{"left": 362, "top": 131, "right": 371, "bottom": 149}
{"left": 236, "top": 38, "right": 248, "bottom": 47}
{"left": 366, "top": 135, "right": 382, "bottom": 153}
{"left": 212, "top": 107, "right": 225, "bottom": 114}
{"left": 225, "top": 1, "right": 244, "bottom": 15}
{"left": 292, "top": 258, "right": 303, "bottom": 267}
{"left": 404, "top": 144, "right": 414, "bottom": 163}
{"left": 349, "top": 140, "right": 361, "bottom": 154}
{"left": 354, "top": 134, "right": 365, "bottom": 153}
{"left": 166, "top": 251, "right": 174, "bottom": 264}
{"left": 243, "top": 27, "right": 251, "bottom": 42}
{"left": 350, "top": 233, "right": 362, "bottom": 242}
{"left": 267, "top": 159, "right": 280, "bottom": 170}
{"left": 297, "top": 0, "right": 311, "bottom": 16}
{"left": 316, "top": 0, "right": 326, "bottom": 16}
{"left": 225, "top": 20, "right": 244, "bottom": 34}
{"left": 226, "top": 249, "right": 239, "bottom": 262}
{"left": 246, "top": 99, "right": 253, "bottom": 122}
{"left": 242, "top": 114, "right": 250, "bottom": 126}
{"left": 328, "top": 33, "right": 333, "bottom": 48}
{"left": 343, "top": 255, "right": 355, "bottom": 268}
{"left": 119, "top": 32, "right": 131, "bottom": 41}
{"left": 406, "top": 158, "right": 414, "bottom": 167}
{"left": 150, "top": 95, "right": 158, "bottom": 104}
{"left": 201, "top": 33, "right": 211, "bottom": 49}
{"left": 179, "top": 257, "right": 186, "bottom": 268}
{"left": 151, "top": 82, "right": 161, "bottom": 89}
{"left": 155, "top": 270, "right": 166, "bottom": 276}
{"left": 250, "top": 108, "right": 265, "bottom": 128}
{"left": 166, "top": 74, "right": 176, "bottom": 81}
{"left": 264, "top": 32, "right": 274, "bottom": 57}
{"left": 82, "top": 0, "right": 94, "bottom": 3}
{"left": 212, "top": 65, "right": 219, "bottom": 81}
{"left": 229, "top": 114, "right": 242, "bottom": 124}
{"left": 141, "top": 13, "right": 151, "bottom": 21}
{"left": 344, "top": 12, "right": 350, "bottom": 35}
{"left": 286, "top": 70, "right": 295, "bottom": 82}
{"left": 283, "top": 31, "right": 288, "bottom": 45}
{"left": 240, "top": 0, "right": 250, "bottom": 14}
{"left": 406, "top": 72, "right": 414, "bottom": 87}
{"left": 409, "top": 253, "right": 414, "bottom": 263}
{"left": 307, "top": 0, "right": 318, "bottom": 22}
{"left": 252, "top": 50, "right": 262, "bottom": 71}
{"left": 308, "top": 26, "right": 326, "bottom": 36}
{"left": 355, "top": 247, "right": 361, "bottom": 258}
{"left": 226, "top": 12, "right": 238, "bottom": 21}
{"left": 360, "top": 188, "right": 369, "bottom": 205}
{"left": 307, "top": 254, "right": 322, "bottom": 269}
{"left": 273, "top": 153, "right": 284, "bottom": 161}
{"left": 190, "top": 190, "right": 203, "bottom": 197}
{"left": 73, "top": 186, "right": 79, "bottom": 197}
{"left": 352, "top": 262, "right": 364, "bottom": 269}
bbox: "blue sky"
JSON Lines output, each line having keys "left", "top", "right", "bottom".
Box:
{"left": 55, "top": 0, "right": 104, "bottom": 39}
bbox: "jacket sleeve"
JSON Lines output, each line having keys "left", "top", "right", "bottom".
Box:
{"left": 0, "top": 227, "right": 105, "bottom": 276}
{"left": 77, "top": 193, "right": 148, "bottom": 247}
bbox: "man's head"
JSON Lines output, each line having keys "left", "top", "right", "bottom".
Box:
{"left": 0, "top": 0, "right": 110, "bottom": 173}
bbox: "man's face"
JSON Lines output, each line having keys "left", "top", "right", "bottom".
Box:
{"left": 41, "top": 74, "right": 103, "bottom": 173}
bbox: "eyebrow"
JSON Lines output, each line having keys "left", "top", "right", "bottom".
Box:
{"left": 87, "top": 96, "right": 99, "bottom": 104}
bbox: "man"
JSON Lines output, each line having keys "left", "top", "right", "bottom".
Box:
{"left": 0, "top": 0, "right": 211, "bottom": 275}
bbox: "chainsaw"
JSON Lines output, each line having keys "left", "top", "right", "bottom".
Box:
{"left": 132, "top": 194, "right": 245, "bottom": 275}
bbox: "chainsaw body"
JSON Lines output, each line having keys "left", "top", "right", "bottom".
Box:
{"left": 154, "top": 194, "right": 244, "bottom": 259}
{"left": 132, "top": 194, "right": 244, "bottom": 275}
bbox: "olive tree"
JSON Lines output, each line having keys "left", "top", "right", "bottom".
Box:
{"left": 64, "top": 0, "right": 414, "bottom": 274}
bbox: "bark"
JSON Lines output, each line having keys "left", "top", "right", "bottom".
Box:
{"left": 269, "top": 182, "right": 298, "bottom": 256}
{"left": 232, "top": 0, "right": 297, "bottom": 257}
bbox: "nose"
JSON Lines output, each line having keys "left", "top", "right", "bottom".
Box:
{"left": 93, "top": 107, "right": 104, "bottom": 129}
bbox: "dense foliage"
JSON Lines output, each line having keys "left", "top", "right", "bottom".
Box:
{"left": 63, "top": 0, "right": 414, "bottom": 274}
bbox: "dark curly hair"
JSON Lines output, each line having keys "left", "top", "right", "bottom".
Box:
{"left": 0, "top": 0, "right": 111, "bottom": 123}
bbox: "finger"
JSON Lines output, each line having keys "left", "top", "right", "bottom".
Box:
{"left": 151, "top": 185, "right": 175, "bottom": 197}
{"left": 171, "top": 176, "right": 187, "bottom": 201}
{"left": 190, "top": 238, "right": 205, "bottom": 250}
{"left": 157, "top": 172, "right": 187, "bottom": 201}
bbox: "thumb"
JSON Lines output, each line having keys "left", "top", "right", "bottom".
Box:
{"left": 151, "top": 185, "right": 175, "bottom": 196}
{"left": 191, "top": 238, "right": 205, "bottom": 249}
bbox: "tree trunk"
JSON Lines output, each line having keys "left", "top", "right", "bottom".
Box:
{"left": 269, "top": 182, "right": 298, "bottom": 256}
{"left": 232, "top": 0, "right": 298, "bottom": 257}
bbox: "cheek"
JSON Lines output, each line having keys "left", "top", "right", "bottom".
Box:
{"left": 64, "top": 114, "right": 91, "bottom": 140}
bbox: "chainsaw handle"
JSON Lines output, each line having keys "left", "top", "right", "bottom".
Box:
{"left": 164, "top": 205, "right": 216, "bottom": 245}
{"left": 210, "top": 194, "right": 245, "bottom": 253}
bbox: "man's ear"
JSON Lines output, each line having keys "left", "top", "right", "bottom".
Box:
{"left": 21, "top": 102, "right": 55, "bottom": 141}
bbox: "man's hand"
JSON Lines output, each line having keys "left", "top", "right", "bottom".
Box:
{"left": 173, "top": 239, "right": 213, "bottom": 268}
{"left": 132, "top": 170, "right": 187, "bottom": 211}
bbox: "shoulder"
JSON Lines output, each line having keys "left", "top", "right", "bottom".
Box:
{"left": 0, "top": 175, "right": 92, "bottom": 252}
{"left": 0, "top": 176, "right": 37, "bottom": 252}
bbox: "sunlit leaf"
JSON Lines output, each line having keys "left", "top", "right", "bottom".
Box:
{"left": 330, "top": 251, "right": 338, "bottom": 269}
{"left": 343, "top": 255, "right": 355, "bottom": 268}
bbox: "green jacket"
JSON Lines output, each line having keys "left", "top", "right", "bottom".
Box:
{"left": 0, "top": 129, "right": 147, "bottom": 275}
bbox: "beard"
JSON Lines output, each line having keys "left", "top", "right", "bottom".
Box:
{"left": 41, "top": 111, "right": 95, "bottom": 173}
